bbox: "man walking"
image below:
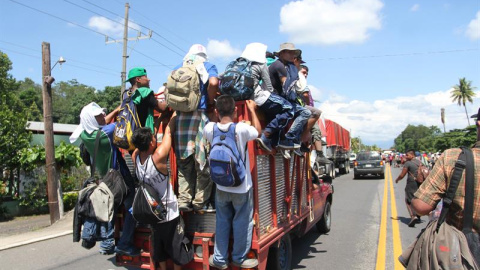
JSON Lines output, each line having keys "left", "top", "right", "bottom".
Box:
{"left": 395, "top": 149, "right": 422, "bottom": 227}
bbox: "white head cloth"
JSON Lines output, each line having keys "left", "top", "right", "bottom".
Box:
{"left": 241, "top": 42, "right": 267, "bottom": 64}
{"left": 69, "top": 102, "right": 105, "bottom": 143}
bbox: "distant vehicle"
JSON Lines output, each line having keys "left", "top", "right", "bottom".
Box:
{"left": 354, "top": 151, "right": 385, "bottom": 179}
{"left": 349, "top": 153, "right": 357, "bottom": 168}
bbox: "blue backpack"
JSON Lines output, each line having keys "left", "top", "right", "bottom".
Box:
{"left": 209, "top": 123, "right": 247, "bottom": 187}
{"left": 219, "top": 57, "right": 255, "bottom": 101}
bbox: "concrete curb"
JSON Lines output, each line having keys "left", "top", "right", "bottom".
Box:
{"left": 0, "top": 230, "right": 73, "bottom": 251}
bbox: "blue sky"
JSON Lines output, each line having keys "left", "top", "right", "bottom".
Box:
{"left": 1, "top": 0, "right": 479, "bottom": 149}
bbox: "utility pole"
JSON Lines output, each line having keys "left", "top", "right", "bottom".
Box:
{"left": 441, "top": 108, "right": 446, "bottom": 133}
{"left": 105, "top": 2, "right": 152, "bottom": 97}
{"left": 42, "top": 42, "right": 60, "bottom": 225}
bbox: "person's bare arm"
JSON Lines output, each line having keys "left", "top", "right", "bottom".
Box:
{"left": 412, "top": 198, "right": 435, "bottom": 216}
{"left": 246, "top": 100, "right": 261, "bottom": 136}
{"left": 105, "top": 106, "right": 120, "bottom": 123}
{"left": 151, "top": 114, "right": 175, "bottom": 174}
{"left": 302, "top": 92, "right": 311, "bottom": 105}
{"left": 395, "top": 167, "right": 408, "bottom": 183}
{"left": 155, "top": 101, "right": 168, "bottom": 112}
{"left": 207, "top": 77, "right": 219, "bottom": 105}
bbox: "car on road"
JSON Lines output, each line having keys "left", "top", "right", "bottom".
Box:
{"left": 354, "top": 151, "right": 385, "bottom": 179}
{"left": 349, "top": 153, "right": 357, "bottom": 168}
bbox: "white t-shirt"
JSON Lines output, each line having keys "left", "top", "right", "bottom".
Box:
{"left": 135, "top": 155, "right": 179, "bottom": 222}
{"left": 203, "top": 122, "right": 258, "bottom": 194}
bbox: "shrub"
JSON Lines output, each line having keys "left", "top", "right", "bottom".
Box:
{"left": 63, "top": 191, "right": 78, "bottom": 211}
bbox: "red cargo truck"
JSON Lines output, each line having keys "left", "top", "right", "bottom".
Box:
{"left": 116, "top": 101, "right": 334, "bottom": 270}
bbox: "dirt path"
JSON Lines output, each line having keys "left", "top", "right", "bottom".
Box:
{"left": 0, "top": 214, "right": 50, "bottom": 237}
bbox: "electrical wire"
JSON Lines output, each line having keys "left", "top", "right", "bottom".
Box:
{"left": 308, "top": 48, "right": 480, "bottom": 61}
{"left": 80, "top": 0, "right": 186, "bottom": 54}
{"left": 127, "top": 46, "right": 172, "bottom": 69}
{"left": 9, "top": 0, "right": 107, "bottom": 38}
{"left": 0, "top": 40, "right": 119, "bottom": 73}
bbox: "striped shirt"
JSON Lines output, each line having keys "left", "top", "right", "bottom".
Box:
{"left": 414, "top": 143, "right": 480, "bottom": 233}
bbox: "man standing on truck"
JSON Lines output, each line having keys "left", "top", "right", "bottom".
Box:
{"left": 173, "top": 44, "right": 219, "bottom": 212}
{"left": 204, "top": 96, "right": 261, "bottom": 269}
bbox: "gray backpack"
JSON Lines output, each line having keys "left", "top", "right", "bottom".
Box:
{"left": 399, "top": 148, "right": 479, "bottom": 270}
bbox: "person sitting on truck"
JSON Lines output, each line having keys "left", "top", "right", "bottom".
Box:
{"left": 233, "top": 42, "right": 296, "bottom": 154}
{"left": 69, "top": 102, "right": 139, "bottom": 256}
{"left": 268, "top": 42, "right": 312, "bottom": 150}
{"left": 203, "top": 95, "right": 261, "bottom": 269}
{"left": 131, "top": 120, "right": 193, "bottom": 270}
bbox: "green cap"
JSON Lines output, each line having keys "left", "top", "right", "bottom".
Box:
{"left": 125, "top": 67, "right": 147, "bottom": 83}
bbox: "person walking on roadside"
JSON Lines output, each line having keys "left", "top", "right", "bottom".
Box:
{"left": 395, "top": 149, "right": 422, "bottom": 227}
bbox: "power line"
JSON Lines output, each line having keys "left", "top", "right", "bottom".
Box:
{"left": 0, "top": 40, "right": 119, "bottom": 73}
{"left": 80, "top": 0, "right": 186, "bottom": 55}
{"left": 308, "top": 48, "right": 480, "bottom": 61}
{"left": 9, "top": 0, "right": 107, "bottom": 38}
{"left": 127, "top": 46, "right": 172, "bottom": 69}
{"left": 0, "top": 47, "right": 118, "bottom": 77}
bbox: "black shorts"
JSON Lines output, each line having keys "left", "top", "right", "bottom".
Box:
{"left": 151, "top": 216, "right": 193, "bottom": 265}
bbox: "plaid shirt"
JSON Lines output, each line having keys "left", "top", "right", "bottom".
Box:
{"left": 414, "top": 142, "right": 480, "bottom": 233}
{"left": 174, "top": 111, "right": 208, "bottom": 161}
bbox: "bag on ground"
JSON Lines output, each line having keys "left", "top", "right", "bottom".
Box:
{"left": 166, "top": 60, "right": 202, "bottom": 112}
{"left": 132, "top": 182, "right": 167, "bottom": 224}
{"left": 208, "top": 123, "right": 246, "bottom": 187}
{"left": 219, "top": 57, "right": 255, "bottom": 101}
{"left": 113, "top": 91, "right": 142, "bottom": 151}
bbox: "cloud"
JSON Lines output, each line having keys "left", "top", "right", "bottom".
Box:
{"left": 279, "top": 0, "right": 383, "bottom": 45}
{"left": 206, "top": 39, "right": 241, "bottom": 60}
{"left": 466, "top": 11, "right": 480, "bottom": 40}
{"left": 317, "top": 89, "right": 480, "bottom": 148}
{"left": 410, "top": 4, "right": 420, "bottom": 12}
{"left": 88, "top": 16, "right": 141, "bottom": 38}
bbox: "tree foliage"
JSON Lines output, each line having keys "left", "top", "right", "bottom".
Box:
{"left": 394, "top": 124, "right": 476, "bottom": 153}
{"left": 451, "top": 77, "right": 477, "bottom": 126}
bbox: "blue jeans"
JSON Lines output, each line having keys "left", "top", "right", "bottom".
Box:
{"left": 260, "top": 93, "right": 294, "bottom": 144}
{"left": 213, "top": 188, "right": 253, "bottom": 265}
{"left": 285, "top": 104, "right": 311, "bottom": 143}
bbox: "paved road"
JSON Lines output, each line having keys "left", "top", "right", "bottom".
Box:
{"left": 0, "top": 165, "right": 429, "bottom": 270}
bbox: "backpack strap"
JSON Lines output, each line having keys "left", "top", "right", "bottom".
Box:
{"left": 436, "top": 147, "right": 467, "bottom": 231}
{"left": 91, "top": 130, "right": 102, "bottom": 178}
{"left": 462, "top": 147, "right": 475, "bottom": 234}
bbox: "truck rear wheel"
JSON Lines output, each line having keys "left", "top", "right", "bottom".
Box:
{"left": 267, "top": 233, "right": 292, "bottom": 270}
{"left": 316, "top": 201, "right": 331, "bottom": 234}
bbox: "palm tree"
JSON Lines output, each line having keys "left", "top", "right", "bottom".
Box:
{"left": 451, "top": 78, "right": 477, "bottom": 126}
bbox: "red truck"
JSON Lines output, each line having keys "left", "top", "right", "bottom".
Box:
{"left": 313, "top": 118, "right": 351, "bottom": 179}
{"left": 116, "top": 101, "right": 334, "bottom": 270}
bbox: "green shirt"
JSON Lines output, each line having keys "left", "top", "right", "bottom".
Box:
{"left": 80, "top": 130, "right": 112, "bottom": 177}
{"left": 132, "top": 87, "right": 154, "bottom": 132}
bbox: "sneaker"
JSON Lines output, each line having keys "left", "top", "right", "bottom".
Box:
{"left": 315, "top": 153, "right": 331, "bottom": 165}
{"left": 194, "top": 205, "right": 216, "bottom": 213}
{"left": 179, "top": 204, "right": 193, "bottom": 212}
{"left": 232, "top": 258, "right": 259, "bottom": 268}
{"left": 293, "top": 148, "right": 303, "bottom": 157}
{"left": 209, "top": 256, "right": 228, "bottom": 270}
{"left": 279, "top": 149, "right": 291, "bottom": 159}
{"left": 256, "top": 135, "right": 273, "bottom": 152}
{"left": 99, "top": 247, "right": 115, "bottom": 255}
{"left": 115, "top": 246, "right": 141, "bottom": 257}
{"left": 408, "top": 217, "right": 416, "bottom": 227}
{"left": 277, "top": 139, "right": 299, "bottom": 150}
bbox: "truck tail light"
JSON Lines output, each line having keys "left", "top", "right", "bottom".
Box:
{"left": 380, "top": 161, "right": 384, "bottom": 166}
{"left": 354, "top": 161, "right": 358, "bottom": 167}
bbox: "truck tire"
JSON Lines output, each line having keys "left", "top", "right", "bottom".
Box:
{"left": 339, "top": 166, "right": 346, "bottom": 174}
{"left": 317, "top": 201, "right": 331, "bottom": 234}
{"left": 346, "top": 162, "right": 350, "bottom": 173}
{"left": 267, "top": 234, "right": 292, "bottom": 270}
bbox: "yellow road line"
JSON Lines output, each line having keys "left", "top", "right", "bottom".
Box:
{"left": 388, "top": 165, "right": 403, "bottom": 269}
{"left": 375, "top": 165, "right": 389, "bottom": 270}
